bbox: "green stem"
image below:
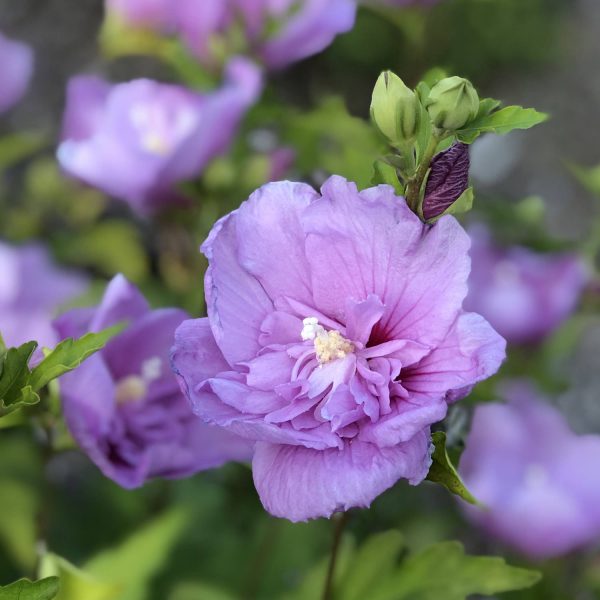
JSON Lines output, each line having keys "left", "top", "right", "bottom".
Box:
{"left": 405, "top": 135, "right": 440, "bottom": 214}
{"left": 322, "top": 512, "right": 349, "bottom": 600}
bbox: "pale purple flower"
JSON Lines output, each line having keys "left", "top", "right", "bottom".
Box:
{"left": 54, "top": 275, "right": 252, "bottom": 489}
{"left": 465, "top": 225, "right": 588, "bottom": 344}
{"left": 0, "top": 32, "right": 34, "bottom": 114}
{"left": 171, "top": 176, "right": 505, "bottom": 521}
{"left": 57, "top": 58, "right": 262, "bottom": 214}
{"left": 0, "top": 242, "right": 87, "bottom": 351}
{"left": 108, "top": 0, "right": 356, "bottom": 71}
{"left": 106, "top": 0, "right": 177, "bottom": 31}
{"left": 460, "top": 381, "right": 600, "bottom": 560}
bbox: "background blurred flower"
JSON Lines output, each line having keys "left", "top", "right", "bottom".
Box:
{"left": 464, "top": 224, "right": 588, "bottom": 344}
{"left": 107, "top": 0, "right": 357, "bottom": 71}
{"left": 54, "top": 275, "right": 252, "bottom": 489}
{"left": 0, "top": 242, "right": 87, "bottom": 350}
{"left": 172, "top": 176, "right": 505, "bottom": 522}
{"left": 57, "top": 57, "right": 262, "bottom": 214}
{"left": 460, "top": 380, "right": 600, "bottom": 560}
{"left": 106, "top": 0, "right": 177, "bottom": 31}
{"left": 0, "top": 32, "right": 34, "bottom": 114}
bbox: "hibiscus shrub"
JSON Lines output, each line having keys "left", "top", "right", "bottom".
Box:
{"left": 0, "top": 2, "right": 598, "bottom": 600}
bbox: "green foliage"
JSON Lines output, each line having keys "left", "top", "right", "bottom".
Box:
{"left": 371, "top": 160, "right": 404, "bottom": 194}
{"left": 425, "top": 432, "right": 478, "bottom": 505}
{"left": 0, "top": 577, "right": 59, "bottom": 600}
{"left": 29, "top": 325, "right": 124, "bottom": 392}
{"left": 58, "top": 221, "right": 149, "bottom": 283}
{"left": 84, "top": 509, "right": 187, "bottom": 600}
{"left": 290, "top": 532, "right": 540, "bottom": 600}
{"left": 371, "top": 541, "right": 541, "bottom": 600}
{"left": 0, "top": 343, "right": 39, "bottom": 417}
{"left": 456, "top": 105, "right": 549, "bottom": 143}
{"left": 169, "top": 582, "right": 237, "bottom": 600}
{"left": 0, "top": 326, "right": 122, "bottom": 420}
{"left": 39, "top": 555, "right": 120, "bottom": 600}
{"left": 283, "top": 97, "right": 383, "bottom": 189}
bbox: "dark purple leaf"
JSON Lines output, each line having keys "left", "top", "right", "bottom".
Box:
{"left": 423, "top": 142, "right": 470, "bottom": 220}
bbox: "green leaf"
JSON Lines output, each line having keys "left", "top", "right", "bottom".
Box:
{"left": 456, "top": 106, "right": 548, "bottom": 143}
{"left": 29, "top": 325, "right": 124, "bottom": 392}
{"left": 39, "top": 555, "right": 120, "bottom": 600}
{"left": 0, "top": 480, "right": 39, "bottom": 570}
{"left": 0, "top": 577, "right": 59, "bottom": 600}
{"left": 475, "top": 97, "right": 502, "bottom": 119}
{"left": 337, "top": 531, "right": 405, "bottom": 600}
{"left": 371, "top": 160, "right": 404, "bottom": 194}
{"left": 84, "top": 509, "right": 187, "bottom": 600}
{"left": 370, "top": 541, "right": 541, "bottom": 600}
{"left": 568, "top": 161, "right": 600, "bottom": 198}
{"left": 0, "top": 342, "right": 39, "bottom": 417}
{"left": 425, "top": 432, "right": 478, "bottom": 505}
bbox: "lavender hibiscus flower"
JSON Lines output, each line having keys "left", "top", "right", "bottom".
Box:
{"left": 107, "top": 0, "right": 356, "bottom": 71}
{"left": 57, "top": 57, "right": 261, "bottom": 214}
{"left": 171, "top": 176, "right": 505, "bottom": 521}
{"left": 54, "top": 275, "right": 252, "bottom": 488}
{"left": 460, "top": 381, "right": 600, "bottom": 559}
{"left": 0, "top": 242, "right": 87, "bottom": 351}
{"left": 465, "top": 225, "right": 588, "bottom": 344}
{"left": 0, "top": 32, "right": 34, "bottom": 114}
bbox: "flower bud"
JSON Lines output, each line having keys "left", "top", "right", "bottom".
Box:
{"left": 426, "top": 76, "right": 479, "bottom": 131}
{"left": 370, "top": 71, "right": 420, "bottom": 144}
{"left": 423, "top": 142, "right": 470, "bottom": 220}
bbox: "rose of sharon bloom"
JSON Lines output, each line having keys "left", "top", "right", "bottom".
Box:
{"left": 465, "top": 225, "right": 588, "bottom": 345}
{"left": 460, "top": 381, "right": 600, "bottom": 560}
{"left": 57, "top": 57, "right": 261, "bottom": 214}
{"left": 106, "top": 0, "right": 177, "bottom": 31}
{"left": 171, "top": 176, "right": 505, "bottom": 521}
{"left": 0, "top": 242, "right": 87, "bottom": 350}
{"left": 107, "top": 0, "right": 356, "bottom": 71}
{"left": 54, "top": 275, "right": 252, "bottom": 488}
{"left": 0, "top": 32, "right": 34, "bottom": 114}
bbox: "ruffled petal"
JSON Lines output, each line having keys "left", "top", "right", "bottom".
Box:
{"left": 402, "top": 312, "right": 506, "bottom": 403}
{"left": 252, "top": 430, "right": 431, "bottom": 521}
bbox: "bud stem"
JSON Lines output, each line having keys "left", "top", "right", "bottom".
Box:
{"left": 405, "top": 134, "right": 441, "bottom": 215}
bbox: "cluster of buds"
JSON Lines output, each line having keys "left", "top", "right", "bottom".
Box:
{"left": 370, "top": 69, "right": 545, "bottom": 222}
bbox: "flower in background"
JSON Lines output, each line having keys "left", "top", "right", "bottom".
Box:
{"left": 57, "top": 57, "right": 262, "bottom": 214}
{"left": 0, "top": 32, "right": 34, "bottom": 114}
{"left": 0, "top": 242, "right": 87, "bottom": 350}
{"left": 54, "top": 275, "right": 252, "bottom": 489}
{"left": 171, "top": 176, "right": 505, "bottom": 522}
{"left": 464, "top": 225, "right": 588, "bottom": 345}
{"left": 106, "top": 0, "right": 357, "bottom": 71}
{"left": 460, "top": 381, "right": 600, "bottom": 560}
{"left": 106, "top": 0, "right": 177, "bottom": 31}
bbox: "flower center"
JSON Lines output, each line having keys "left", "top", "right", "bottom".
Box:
{"left": 115, "top": 356, "right": 163, "bottom": 404}
{"left": 300, "top": 317, "right": 354, "bottom": 364}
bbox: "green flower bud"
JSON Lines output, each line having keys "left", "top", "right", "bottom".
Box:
{"left": 370, "top": 71, "right": 420, "bottom": 145}
{"left": 426, "top": 76, "right": 479, "bottom": 131}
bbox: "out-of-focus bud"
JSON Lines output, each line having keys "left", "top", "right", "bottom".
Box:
{"left": 370, "top": 71, "right": 420, "bottom": 145}
{"left": 426, "top": 76, "right": 479, "bottom": 131}
{"left": 423, "top": 142, "right": 470, "bottom": 220}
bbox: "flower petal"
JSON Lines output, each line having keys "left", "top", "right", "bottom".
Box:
{"left": 252, "top": 430, "right": 431, "bottom": 521}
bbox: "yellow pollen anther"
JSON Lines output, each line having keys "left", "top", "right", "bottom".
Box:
{"left": 314, "top": 330, "right": 354, "bottom": 364}
{"left": 115, "top": 375, "right": 147, "bottom": 404}
{"left": 142, "top": 133, "right": 170, "bottom": 156}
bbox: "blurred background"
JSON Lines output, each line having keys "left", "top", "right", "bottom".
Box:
{"left": 1, "top": 1, "right": 600, "bottom": 598}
